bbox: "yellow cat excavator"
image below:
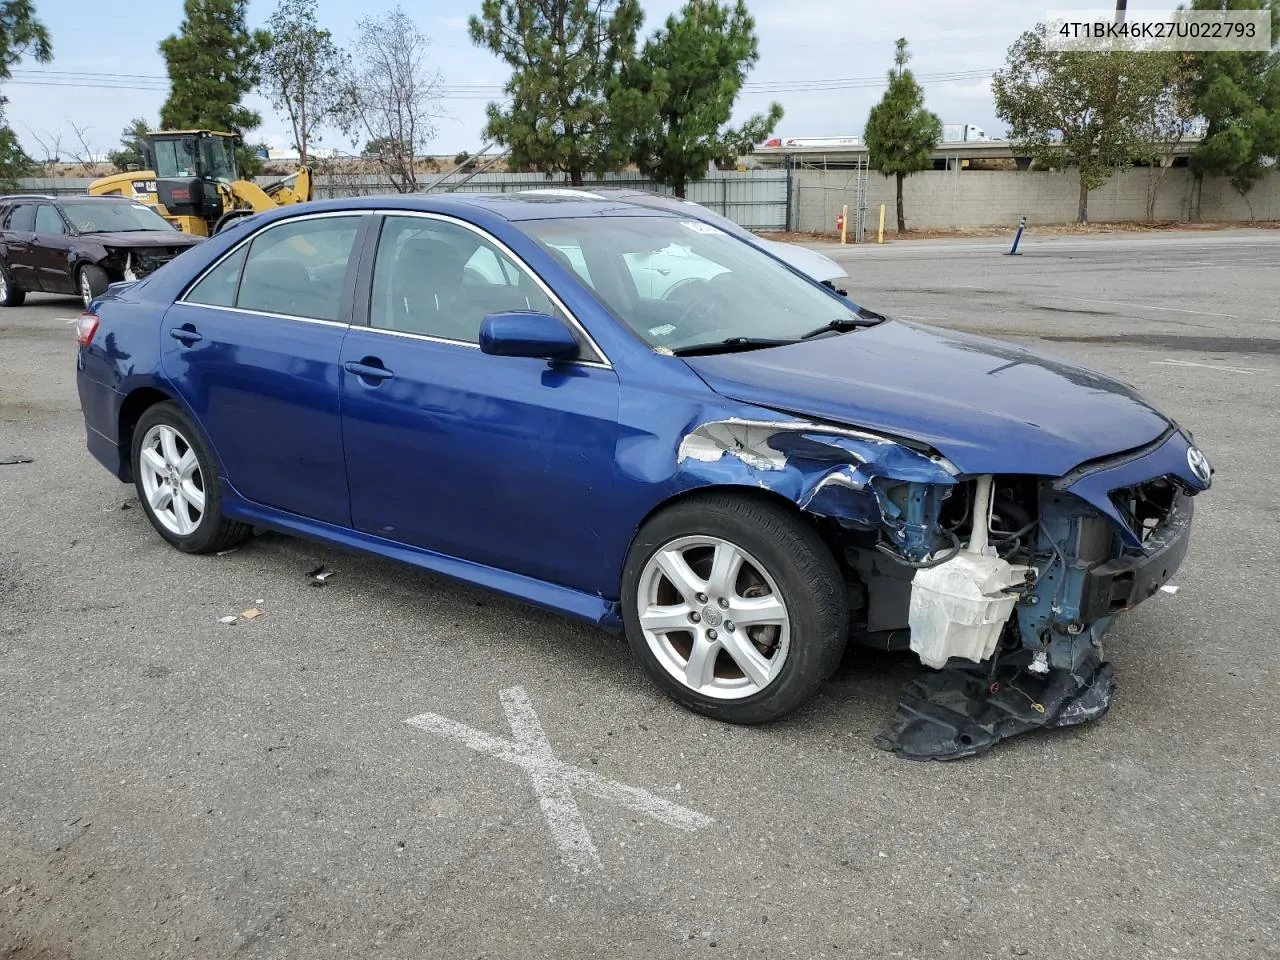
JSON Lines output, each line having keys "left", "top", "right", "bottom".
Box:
{"left": 88, "top": 129, "right": 312, "bottom": 237}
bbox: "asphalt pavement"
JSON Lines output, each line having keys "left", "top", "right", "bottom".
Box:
{"left": 1, "top": 228, "right": 1277, "bottom": 959}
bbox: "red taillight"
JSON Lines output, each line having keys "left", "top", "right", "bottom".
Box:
{"left": 75, "top": 312, "right": 99, "bottom": 347}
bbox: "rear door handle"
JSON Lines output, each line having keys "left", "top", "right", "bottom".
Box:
{"left": 344, "top": 360, "right": 395, "bottom": 382}
{"left": 169, "top": 326, "right": 203, "bottom": 344}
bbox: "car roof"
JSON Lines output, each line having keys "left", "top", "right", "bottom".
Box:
{"left": 258, "top": 191, "right": 689, "bottom": 224}
{"left": 55, "top": 195, "right": 139, "bottom": 204}
{"left": 0, "top": 195, "right": 142, "bottom": 206}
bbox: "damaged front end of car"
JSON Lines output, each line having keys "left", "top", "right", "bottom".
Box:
{"left": 677, "top": 416, "right": 1212, "bottom": 760}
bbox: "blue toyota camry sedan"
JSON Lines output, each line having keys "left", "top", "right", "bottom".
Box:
{"left": 75, "top": 192, "right": 1212, "bottom": 757}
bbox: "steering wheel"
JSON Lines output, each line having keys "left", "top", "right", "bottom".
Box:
{"left": 664, "top": 278, "right": 726, "bottom": 335}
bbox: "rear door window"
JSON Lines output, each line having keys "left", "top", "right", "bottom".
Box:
{"left": 185, "top": 246, "right": 248, "bottom": 308}
{"left": 5, "top": 204, "right": 35, "bottom": 232}
{"left": 234, "top": 216, "right": 361, "bottom": 321}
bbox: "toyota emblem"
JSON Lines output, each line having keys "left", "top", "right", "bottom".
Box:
{"left": 1186, "top": 446, "right": 1212, "bottom": 486}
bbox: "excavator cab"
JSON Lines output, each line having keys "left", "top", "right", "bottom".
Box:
{"left": 88, "top": 128, "right": 312, "bottom": 237}
{"left": 145, "top": 131, "right": 240, "bottom": 226}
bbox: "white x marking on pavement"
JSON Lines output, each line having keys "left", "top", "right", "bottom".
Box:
{"left": 404, "top": 686, "right": 714, "bottom": 872}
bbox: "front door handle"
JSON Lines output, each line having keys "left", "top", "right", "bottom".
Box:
{"left": 169, "top": 326, "right": 203, "bottom": 344}
{"left": 344, "top": 360, "right": 395, "bottom": 382}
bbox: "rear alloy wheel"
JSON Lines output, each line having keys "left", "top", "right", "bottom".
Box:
{"left": 131, "top": 402, "right": 251, "bottom": 554}
{"left": 0, "top": 263, "right": 25, "bottom": 307}
{"left": 622, "top": 494, "right": 848, "bottom": 724}
{"left": 78, "top": 264, "right": 108, "bottom": 308}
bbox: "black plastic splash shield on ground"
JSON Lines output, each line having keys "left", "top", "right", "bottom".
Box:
{"left": 874, "top": 649, "right": 1115, "bottom": 761}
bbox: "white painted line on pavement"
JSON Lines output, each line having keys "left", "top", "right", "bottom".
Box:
{"left": 1151, "top": 359, "right": 1266, "bottom": 375}
{"left": 500, "top": 686, "right": 598, "bottom": 871}
{"left": 405, "top": 686, "right": 713, "bottom": 873}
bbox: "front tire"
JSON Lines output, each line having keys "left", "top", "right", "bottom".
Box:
{"left": 621, "top": 493, "right": 848, "bottom": 724}
{"left": 78, "top": 263, "right": 109, "bottom": 308}
{"left": 130, "top": 402, "right": 251, "bottom": 554}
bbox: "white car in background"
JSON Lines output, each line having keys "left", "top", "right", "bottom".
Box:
{"left": 513, "top": 187, "right": 851, "bottom": 293}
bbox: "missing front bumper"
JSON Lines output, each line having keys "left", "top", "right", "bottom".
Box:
{"left": 875, "top": 489, "right": 1192, "bottom": 760}
{"left": 1078, "top": 492, "right": 1193, "bottom": 622}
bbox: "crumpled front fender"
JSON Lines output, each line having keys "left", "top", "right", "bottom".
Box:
{"left": 674, "top": 417, "right": 958, "bottom": 530}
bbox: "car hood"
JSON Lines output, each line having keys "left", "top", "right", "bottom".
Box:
{"left": 83, "top": 232, "right": 203, "bottom": 248}
{"left": 754, "top": 238, "right": 847, "bottom": 283}
{"left": 682, "top": 319, "right": 1172, "bottom": 477}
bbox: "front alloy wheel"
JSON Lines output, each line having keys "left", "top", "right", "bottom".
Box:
{"left": 621, "top": 493, "right": 848, "bottom": 724}
{"left": 78, "top": 264, "right": 109, "bottom": 309}
{"left": 637, "top": 536, "right": 790, "bottom": 700}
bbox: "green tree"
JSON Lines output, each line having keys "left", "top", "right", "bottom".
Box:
{"left": 1183, "top": 0, "right": 1280, "bottom": 218}
{"left": 107, "top": 117, "right": 151, "bottom": 171}
{"left": 470, "top": 0, "right": 643, "bottom": 185}
{"left": 158, "top": 0, "right": 269, "bottom": 176}
{"left": 0, "top": 0, "right": 52, "bottom": 187}
{"left": 0, "top": 112, "right": 31, "bottom": 189}
{"left": 619, "top": 0, "right": 781, "bottom": 197}
{"left": 0, "top": 0, "right": 50, "bottom": 76}
{"left": 863, "top": 39, "right": 941, "bottom": 233}
{"left": 992, "top": 24, "right": 1166, "bottom": 223}
{"left": 259, "top": 0, "right": 353, "bottom": 164}
{"left": 361, "top": 136, "right": 397, "bottom": 158}
{"left": 1134, "top": 53, "right": 1199, "bottom": 220}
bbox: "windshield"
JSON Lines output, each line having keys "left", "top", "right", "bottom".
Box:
{"left": 152, "top": 136, "right": 237, "bottom": 181}
{"left": 65, "top": 201, "right": 178, "bottom": 234}
{"left": 153, "top": 138, "right": 199, "bottom": 179}
{"left": 516, "top": 216, "right": 862, "bottom": 353}
{"left": 200, "top": 136, "right": 237, "bottom": 181}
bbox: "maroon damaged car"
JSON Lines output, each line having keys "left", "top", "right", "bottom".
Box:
{"left": 0, "top": 194, "right": 203, "bottom": 308}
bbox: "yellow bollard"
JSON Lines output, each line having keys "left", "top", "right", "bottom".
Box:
{"left": 878, "top": 204, "right": 885, "bottom": 244}
{"left": 840, "top": 203, "right": 848, "bottom": 245}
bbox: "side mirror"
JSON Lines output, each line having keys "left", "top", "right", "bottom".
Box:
{"left": 479, "top": 311, "right": 580, "bottom": 361}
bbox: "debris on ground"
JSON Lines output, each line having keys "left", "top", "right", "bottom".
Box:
{"left": 307, "top": 564, "right": 336, "bottom": 586}
{"left": 1160, "top": 584, "right": 1180, "bottom": 595}
{"left": 874, "top": 648, "right": 1115, "bottom": 761}
{"left": 219, "top": 606, "right": 263, "bottom": 625}
{"left": 0, "top": 454, "right": 33, "bottom": 465}
{"left": 215, "top": 546, "right": 239, "bottom": 556}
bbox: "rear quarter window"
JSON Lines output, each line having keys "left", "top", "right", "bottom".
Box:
{"left": 184, "top": 246, "right": 248, "bottom": 308}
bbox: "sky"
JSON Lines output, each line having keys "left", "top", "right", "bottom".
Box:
{"left": 3, "top": 0, "right": 1120, "bottom": 160}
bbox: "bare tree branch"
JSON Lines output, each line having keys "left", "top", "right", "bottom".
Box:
{"left": 346, "top": 6, "right": 443, "bottom": 193}
{"left": 66, "top": 120, "right": 108, "bottom": 176}
{"left": 25, "top": 127, "right": 63, "bottom": 176}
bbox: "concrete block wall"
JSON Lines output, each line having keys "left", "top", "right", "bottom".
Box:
{"left": 794, "top": 167, "right": 1280, "bottom": 233}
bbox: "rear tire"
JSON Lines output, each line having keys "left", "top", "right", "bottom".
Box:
{"left": 130, "top": 401, "right": 252, "bottom": 554}
{"left": 78, "top": 263, "right": 109, "bottom": 308}
{"left": 0, "top": 262, "right": 25, "bottom": 306}
{"left": 621, "top": 493, "right": 849, "bottom": 724}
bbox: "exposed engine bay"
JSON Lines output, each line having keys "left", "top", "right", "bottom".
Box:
{"left": 677, "top": 416, "right": 1209, "bottom": 759}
